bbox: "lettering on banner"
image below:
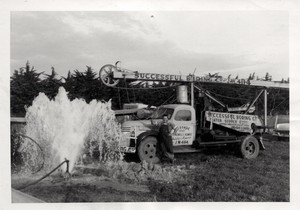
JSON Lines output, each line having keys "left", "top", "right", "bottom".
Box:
{"left": 122, "top": 71, "right": 288, "bottom": 87}
{"left": 205, "top": 111, "right": 262, "bottom": 133}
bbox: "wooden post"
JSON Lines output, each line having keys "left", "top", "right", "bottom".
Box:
{"left": 264, "top": 88, "right": 268, "bottom": 127}
{"left": 274, "top": 115, "right": 278, "bottom": 129}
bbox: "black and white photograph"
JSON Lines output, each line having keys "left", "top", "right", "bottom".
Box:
{"left": 1, "top": 0, "right": 300, "bottom": 209}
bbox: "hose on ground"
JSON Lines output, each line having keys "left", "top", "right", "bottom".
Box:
{"left": 16, "top": 159, "right": 69, "bottom": 191}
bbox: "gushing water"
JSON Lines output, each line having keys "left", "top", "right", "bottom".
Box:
{"left": 20, "top": 87, "right": 123, "bottom": 172}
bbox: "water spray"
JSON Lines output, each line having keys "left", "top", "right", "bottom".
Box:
{"left": 23, "top": 87, "right": 123, "bottom": 172}
{"left": 18, "top": 134, "right": 45, "bottom": 174}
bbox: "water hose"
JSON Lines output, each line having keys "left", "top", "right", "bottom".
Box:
{"left": 16, "top": 158, "right": 70, "bottom": 191}
{"left": 18, "top": 134, "right": 45, "bottom": 174}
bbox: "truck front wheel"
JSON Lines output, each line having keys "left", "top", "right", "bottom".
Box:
{"left": 138, "top": 136, "right": 160, "bottom": 164}
{"left": 240, "top": 135, "right": 260, "bottom": 159}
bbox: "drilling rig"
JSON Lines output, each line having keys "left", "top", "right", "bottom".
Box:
{"left": 99, "top": 63, "right": 289, "bottom": 163}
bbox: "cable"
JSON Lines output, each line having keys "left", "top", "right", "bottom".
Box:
{"left": 206, "top": 89, "right": 249, "bottom": 101}
{"left": 269, "top": 98, "right": 288, "bottom": 115}
{"left": 169, "top": 97, "right": 178, "bottom": 104}
{"left": 199, "top": 82, "right": 262, "bottom": 101}
{"left": 161, "top": 93, "right": 176, "bottom": 106}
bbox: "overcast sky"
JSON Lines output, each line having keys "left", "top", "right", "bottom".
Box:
{"left": 11, "top": 11, "right": 289, "bottom": 81}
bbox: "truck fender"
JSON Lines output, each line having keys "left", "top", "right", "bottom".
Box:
{"left": 136, "top": 131, "right": 159, "bottom": 148}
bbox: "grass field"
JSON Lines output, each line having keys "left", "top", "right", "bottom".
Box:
{"left": 148, "top": 137, "right": 289, "bottom": 202}
{"left": 14, "top": 136, "right": 289, "bottom": 202}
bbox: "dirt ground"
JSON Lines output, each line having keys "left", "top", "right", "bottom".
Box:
{"left": 11, "top": 135, "right": 289, "bottom": 202}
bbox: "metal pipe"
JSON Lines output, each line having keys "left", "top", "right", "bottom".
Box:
{"left": 16, "top": 159, "right": 70, "bottom": 190}
{"left": 194, "top": 85, "right": 226, "bottom": 108}
{"left": 245, "top": 89, "right": 264, "bottom": 114}
{"left": 65, "top": 158, "right": 69, "bottom": 173}
{"left": 191, "top": 83, "right": 194, "bottom": 108}
{"left": 205, "top": 91, "right": 226, "bottom": 108}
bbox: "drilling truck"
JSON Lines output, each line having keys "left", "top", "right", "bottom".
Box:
{"left": 100, "top": 64, "right": 289, "bottom": 163}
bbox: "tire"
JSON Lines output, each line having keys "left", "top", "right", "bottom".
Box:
{"left": 240, "top": 135, "right": 260, "bottom": 159}
{"left": 138, "top": 136, "right": 160, "bottom": 164}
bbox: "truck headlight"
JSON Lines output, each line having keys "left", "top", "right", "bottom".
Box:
{"left": 130, "top": 130, "right": 135, "bottom": 137}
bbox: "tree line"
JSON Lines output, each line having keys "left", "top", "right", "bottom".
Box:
{"left": 10, "top": 61, "right": 175, "bottom": 117}
{"left": 11, "top": 61, "right": 289, "bottom": 117}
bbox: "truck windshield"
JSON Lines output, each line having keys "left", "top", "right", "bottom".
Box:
{"left": 150, "top": 108, "right": 174, "bottom": 119}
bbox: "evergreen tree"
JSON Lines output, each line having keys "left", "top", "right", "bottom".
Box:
{"left": 63, "top": 66, "right": 106, "bottom": 103}
{"left": 265, "top": 72, "right": 271, "bottom": 81}
{"left": 65, "top": 69, "right": 85, "bottom": 99}
{"left": 82, "top": 66, "right": 99, "bottom": 102}
{"left": 11, "top": 61, "right": 43, "bottom": 116}
{"left": 248, "top": 73, "right": 252, "bottom": 81}
{"left": 62, "top": 70, "right": 75, "bottom": 99}
{"left": 40, "top": 67, "right": 62, "bottom": 99}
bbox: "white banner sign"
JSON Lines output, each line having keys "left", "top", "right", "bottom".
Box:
{"left": 205, "top": 111, "right": 262, "bottom": 133}
{"left": 113, "top": 71, "right": 289, "bottom": 89}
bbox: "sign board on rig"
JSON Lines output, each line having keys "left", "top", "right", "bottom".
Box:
{"left": 113, "top": 71, "right": 289, "bottom": 89}
{"left": 205, "top": 111, "right": 262, "bottom": 133}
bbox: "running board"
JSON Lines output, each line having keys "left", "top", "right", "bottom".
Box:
{"left": 199, "top": 140, "right": 241, "bottom": 145}
{"left": 173, "top": 145, "right": 202, "bottom": 153}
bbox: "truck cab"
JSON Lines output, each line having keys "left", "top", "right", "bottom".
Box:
{"left": 152, "top": 104, "right": 196, "bottom": 146}
{"left": 119, "top": 102, "right": 265, "bottom": 163}
{"left": 119, "top": 104, "right": 196, "bottom": 152}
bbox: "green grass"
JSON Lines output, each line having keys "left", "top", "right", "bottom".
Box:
{"left": 16, "top": 137, "right": 289, "bottom": 202}
{"left": 148, "top": 139, "right": 289, "bottom": 201}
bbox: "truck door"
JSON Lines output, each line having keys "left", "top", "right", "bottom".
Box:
{"left": 171, "top": 109, "right": 195, "bottom": 146}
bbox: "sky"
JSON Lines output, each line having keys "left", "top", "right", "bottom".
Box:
{"left": 11, "top": 11, "right": 289, "bottom": 81}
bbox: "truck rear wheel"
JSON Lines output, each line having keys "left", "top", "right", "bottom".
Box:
{"left": 138, "top": 136, "right": 160, "bottom": 164}
{"left": 240, "top": 135, "right": 260, "bottom": 159}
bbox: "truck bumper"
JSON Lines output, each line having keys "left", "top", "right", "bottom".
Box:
{"left": 120, "top": 146, "right": 136, "bottom": 153}
{"left": 119, "top": 134, "right": 137, "bottom": 153}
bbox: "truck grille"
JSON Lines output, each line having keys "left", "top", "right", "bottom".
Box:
{"left": 122, "top": 126, "right": 131, "bottom": 132}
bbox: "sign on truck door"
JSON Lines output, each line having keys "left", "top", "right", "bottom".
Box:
{"left": 171, "top": 109, "right": 195, "bottom": 146}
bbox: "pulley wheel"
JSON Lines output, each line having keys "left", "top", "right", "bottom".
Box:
{"left": 99, "top": 64, "right": 120, "bottom": 87}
